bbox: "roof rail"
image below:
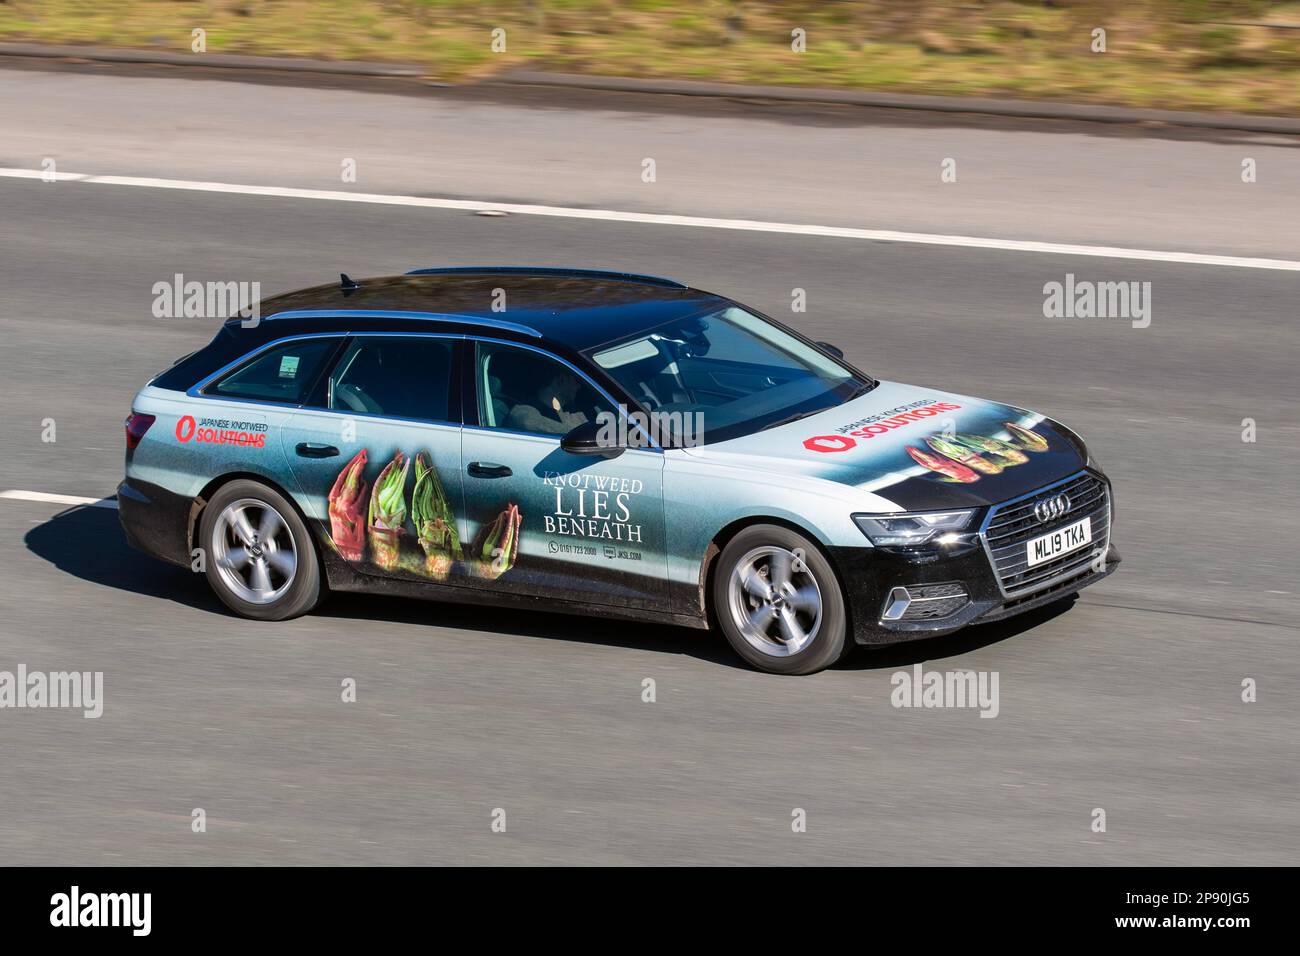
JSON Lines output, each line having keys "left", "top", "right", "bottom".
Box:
{"left": 257, "top": 308, "right": 543, "bottom": 338}
{"left": 404, "top": 266, "right": 687, "bottom": 289}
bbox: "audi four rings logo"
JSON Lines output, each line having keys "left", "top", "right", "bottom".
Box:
{"left": 1034, "top": 493, "right": 1071, "bottom": 524}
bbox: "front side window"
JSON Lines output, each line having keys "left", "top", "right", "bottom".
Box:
{"left": 207, "top": 338, "right": 337, "bottom": 404}
{"left": 324, "top": 336, "right": 456, "bottom": 422}
{"left": 475, "top": 341, "right": 614, "bottom": 436}
{"left": 586, "top": 305, "right": 870, "bottom": 444}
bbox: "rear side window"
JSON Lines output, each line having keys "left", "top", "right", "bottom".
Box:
{"left": 324, "top": 336, "right": 456, "bottom": 422}
{"left": 207, "top": 339, "right": 337, "bottom": 404}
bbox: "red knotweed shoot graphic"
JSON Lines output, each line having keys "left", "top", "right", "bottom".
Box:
{"left": 328, "top": 449, "right": 369, "bottom": 561}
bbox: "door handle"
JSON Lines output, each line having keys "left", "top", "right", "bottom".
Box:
{"left": 296, "top": 442, "right": 341, "bottom": 459}
{"left": 467, "top": 461, "right": 512, "bottom": 478}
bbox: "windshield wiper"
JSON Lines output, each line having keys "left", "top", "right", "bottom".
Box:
{"left": 760, "top": 382, "right": 875, "bottom": 432}
{"left": 760, "top": 408, "right": 823, "bottom": 431}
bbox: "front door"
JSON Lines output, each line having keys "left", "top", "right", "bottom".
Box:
{"left": 459, "top": 339, "right": 667, "bottom": 610}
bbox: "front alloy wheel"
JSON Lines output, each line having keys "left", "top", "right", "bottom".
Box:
{"left": 712, "top": 524, "right": 849, "bottom": 675}
{"left": 728, "top": 546, "right": 823, "bottom": 657}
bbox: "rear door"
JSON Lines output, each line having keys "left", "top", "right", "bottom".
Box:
{"left": 459, "top": 338, "right": 668, "bottom": 610}
{"left": 281, "top": 333, "right": 468, "bottom": 585}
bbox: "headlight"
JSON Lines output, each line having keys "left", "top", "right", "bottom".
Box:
{"left": 853, "top": 510, "right": 976, "bottom": 547}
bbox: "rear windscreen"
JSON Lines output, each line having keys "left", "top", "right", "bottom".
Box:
{"left": 149, "top": 326, "right": 251, "bottom": 392}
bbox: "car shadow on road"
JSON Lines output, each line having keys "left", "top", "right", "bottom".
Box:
{"left": 24, "top": 504, "right": 224, "bottom": 613}
{"left": 837, "top": 597, "right": 1077, "bottom": 670}
{"left": 315, "top": 592, "right": 746, "bottom": 668}
{"left": 322, "top": 591, "right": 1077, "bottom": 672}
{"left": 27, "top": 504, "right": 1075, "bottom": 671}
{"left": 24, "top": 504, "right": 742, "bottom": 666}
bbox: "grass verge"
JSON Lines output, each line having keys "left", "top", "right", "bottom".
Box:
{"left": 1, "top": 1, "right": 1298, "bottom": 114}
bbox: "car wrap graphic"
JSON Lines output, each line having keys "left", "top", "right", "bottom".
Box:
{"left": 682, "top": 381, "right": 1086, "bottom": 513}
{"left": 132, "top": 378, "right": 1086, "bottom": 612}
{"left": 326, "top": 447, "right": 522, "bottom": 581}
{"left": 368, "top": 450, "right": 412, "bottom": 571}
{"left": 908, "top": 423, "right": 1047, "bottom": 483}
{"left": 303, "top": 386, "right": 1081, "bottom": 594}
{"left": 411, "top": 451, "right": 462, "bottom": 578}
{"left": 806, "top": 395, "right": 1081, "bottom": 510}
{"left": 327, "top": 448, "right": 368, "bottom": 561}
{"left": 174, "top": 414, "right": 269, "bottom": 448}
{"left": 471, "top": 502, "right": 521, "bottom": 581}
{"left": 856, "top": 413, "right": 1077, "bottom": 510}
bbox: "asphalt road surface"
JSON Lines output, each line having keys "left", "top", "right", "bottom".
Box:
{"left": 0, "top": 68, "right": 1296, "bottom": 865}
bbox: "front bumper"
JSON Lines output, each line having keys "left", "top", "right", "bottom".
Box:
{"left": 830, "top": 469, "right": 1120, "bottom": 645}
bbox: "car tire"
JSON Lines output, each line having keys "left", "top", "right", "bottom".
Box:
{"left": 199, "top": 479, "right": 322, "bottom": 621}
{"left": 712, "top": 524, "right": 850, "bottom": 675}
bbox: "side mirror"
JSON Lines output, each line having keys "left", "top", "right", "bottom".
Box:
{"left": 560, "top": 420, "right": 624, "bottom": 459}
{"left": 816, "top": 341, "right": 844, "bottom": 359}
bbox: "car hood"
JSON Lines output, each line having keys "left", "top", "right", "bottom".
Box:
{"left": 683, "top": 380, "right": 1086, "bottom": 511}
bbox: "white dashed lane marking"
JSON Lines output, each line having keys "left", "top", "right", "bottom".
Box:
{"left": 0, "top": 490, "right": 117, "bottom": 509}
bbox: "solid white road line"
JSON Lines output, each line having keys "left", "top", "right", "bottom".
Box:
{"left": 2, "top": 167, "right": 1297, "bottom": 272}
{"left": 0, "top": 490, "right": 117, "bottom": 509}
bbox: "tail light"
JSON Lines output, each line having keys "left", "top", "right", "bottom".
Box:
{"left": 124, "top": 412, "right": 156, "bottom": 451}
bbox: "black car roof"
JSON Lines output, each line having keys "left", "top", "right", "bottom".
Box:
{"left": 226, "top": 269, "right": 729, "bottom": 353}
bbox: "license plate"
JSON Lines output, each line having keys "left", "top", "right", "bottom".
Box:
{"left": 1025, "top": 516, "right": 1092, "bottom": 568}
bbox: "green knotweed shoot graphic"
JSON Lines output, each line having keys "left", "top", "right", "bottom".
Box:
{"left": 412, "top": 450, "right": 462, "bottom": 579}
{"left": 368, "top": 451, "right": 411, "bottom": 571}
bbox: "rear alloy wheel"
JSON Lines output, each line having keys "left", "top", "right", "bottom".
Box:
{"left": 713, "top": 524, "right": 849, "bottom": 674}
{"left": 200, "top": 480, "right": 321, "bottom": 621}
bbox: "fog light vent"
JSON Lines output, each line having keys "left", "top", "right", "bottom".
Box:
{"left": 881, "top": 582, "right": 970, "bottom": 622}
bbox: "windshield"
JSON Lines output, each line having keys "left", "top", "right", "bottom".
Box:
{"left": 586, "top": 305, "right": 872, "bottom": 446}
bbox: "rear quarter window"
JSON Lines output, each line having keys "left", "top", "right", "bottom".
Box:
{"left": 206, "top": 339, "right": 337, "bottom": 405}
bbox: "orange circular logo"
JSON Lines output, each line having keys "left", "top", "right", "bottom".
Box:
{"left": 803, "top": 435, "right": 856, "bottom": 453}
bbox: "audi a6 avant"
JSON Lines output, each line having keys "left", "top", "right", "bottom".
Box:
{"left": 120, "top": 267, "right": 1119, "bottom": 674}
